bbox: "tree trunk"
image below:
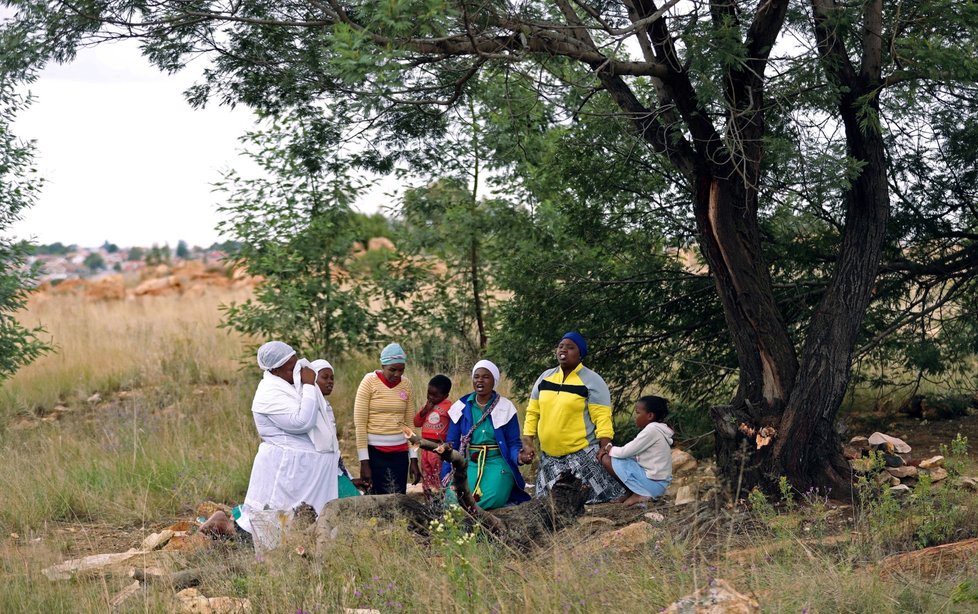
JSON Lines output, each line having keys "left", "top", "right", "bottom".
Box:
{"left": 695, "top": 0, "right": 891, "bottom": 497}
{"left": 692, "top": 173, "right": 802, "bottom": 493}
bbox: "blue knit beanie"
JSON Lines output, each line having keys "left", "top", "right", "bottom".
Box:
{"left": 560, "top": 331, "right": 588, "bottom": 358}
{"left": 380, "top": 342, "right": 407, "bottom": 365}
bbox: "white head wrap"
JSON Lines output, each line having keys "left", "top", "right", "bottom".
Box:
{"left": 309, "top": 359, "right": 333, "bottom": 374}
{"left": 471, "top": 359, "right": 500, "bottom": 390}
{"left": 256, "top": 341, "right": 296, "bottom": 371}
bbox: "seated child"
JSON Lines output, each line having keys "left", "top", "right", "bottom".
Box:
{"left": 412, "top": 374, "right": 453, "bottom": 492}
{"left": 600, "top": 395, "right": 674, "bottom": 506}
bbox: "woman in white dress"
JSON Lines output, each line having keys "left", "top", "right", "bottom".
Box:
{"left": 234, "top": 341, "right": 341, "bottom": 534}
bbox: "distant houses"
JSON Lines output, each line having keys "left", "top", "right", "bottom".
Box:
{"left": 25, "top": 243, "right": 233, "bottom": 284}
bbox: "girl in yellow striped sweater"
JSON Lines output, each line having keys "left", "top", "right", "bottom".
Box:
{"left": 353, "top": 343, "right": 421, "bottom": 494}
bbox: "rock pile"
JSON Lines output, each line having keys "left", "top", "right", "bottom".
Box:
{"left": 845, "top": 431, "right": 952, "bottom": 493}
{"left": 667, "top": 448, "right": 719, "bottom": 506}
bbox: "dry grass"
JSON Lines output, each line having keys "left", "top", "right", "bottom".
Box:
{"left": 1, "top": 290, "right": 251, "bottom": 416}
{"left": 2, "top": 291, "right": 978, "bottom": 612}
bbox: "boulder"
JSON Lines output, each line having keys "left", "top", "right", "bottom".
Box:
{"left": 672, "top": 449, "right": 698, "bottom": 475}
{"left": 85, "top": 275, "right": 126, "bottom": 301}
{"left": 918, "top": 456, "right": 945, "bottom": 470}
{"left": 867, "top": 432, "right": 911, "bottom": 454}
{"left": 366, "top": 237, "right": 396, "bottom": 251}
{"left": 133, "top": 276, "right": 175, "bottom": 297}
{"left": 663, "top": 579, "right": 760, "bottom": 613}
{"left": 921, "top": 467, "right": 948, "bottom": 483}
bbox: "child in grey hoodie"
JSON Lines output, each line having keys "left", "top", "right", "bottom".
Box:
{"left": 600, "top": 395, "right": 674, "bottom": 506}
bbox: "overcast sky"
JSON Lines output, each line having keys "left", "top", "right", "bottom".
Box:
{"left": 7, "top": 40, "right": 266, "bottom": 248}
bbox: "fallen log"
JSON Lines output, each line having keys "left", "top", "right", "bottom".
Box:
{"left": 877, "top": 538, "right": 978, "bottom": 579}
{"left": 313, "top": 428, "right": 589, "bottom": 553}
{"left": 132, "top": 567, "right": 203, "bottom": 590}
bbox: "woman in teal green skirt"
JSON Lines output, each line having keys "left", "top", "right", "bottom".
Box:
{"left": 441, "top": 360, "right": 530, "bottom": 509}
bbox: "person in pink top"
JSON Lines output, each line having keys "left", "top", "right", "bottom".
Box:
{"left": 413, "top": 374, "right": 453, "bottom": 492}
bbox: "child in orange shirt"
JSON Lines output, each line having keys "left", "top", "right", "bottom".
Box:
{"left": 413, "top": 374, "right": 453, "bottom": 492}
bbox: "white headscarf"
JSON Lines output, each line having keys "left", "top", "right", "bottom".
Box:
{"left": 472, "top": 359, "right": 501, "bottom": 390}
{"left": 307, "top": 359, "right": 339, "bottom": 453}
{"left": 310, "top": 359, "right": 333, "bottom": 373}
{"left": 256, "top": 341, "right": 295, "bottom": 371}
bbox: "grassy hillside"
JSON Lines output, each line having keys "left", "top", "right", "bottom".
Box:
{"left": 1, "top": 291, "right": 977, "bottom": 612}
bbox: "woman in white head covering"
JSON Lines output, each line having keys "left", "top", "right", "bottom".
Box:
{"left": 233, "top": 342, "right": 340, "bottom": 534}
{"left": 441, "top": 360, "right": 529, "bottom": 510}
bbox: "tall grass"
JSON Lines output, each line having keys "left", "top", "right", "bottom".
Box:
{"left": 1, "top": 291, "right": 250, "bottom": 417}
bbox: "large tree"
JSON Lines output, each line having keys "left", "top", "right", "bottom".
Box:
{"left": 6, "top": 0, "right": 978, "bottom": 493}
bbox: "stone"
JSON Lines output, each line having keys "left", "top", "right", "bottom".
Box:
{"left": 140, "top": 530, "right": 175, "bottom": 551}
{"left": 883, "top": 452, "right": 905, "bottom": 467}
{"left": 886, "top": 466, "right": 918, "bottom": 479}
{"left": 890, "top": 484, "right": 912, "bottom": 497}
{"left": 644, "top": 511, "right": 665, "bottom": 523}
{"left": 849, "top": 436, "right": 871, "bottom": 452}
{"left": 663, "top": 578, "right": 760, "bottom": 613}
{"left": 957, "top": 477, "right": 978, "bottom": 491}
{"left": 176, "top": 588, "right": 252, "bottom": 613}
{"left": 672, "top": 449, "right": 698, "bottom": 475}
{"left": 919, "top": 456, "right": 945, "bottom": 470}
{"left": 87, "top": 392, "right": 102, "bottom": 404}
{"left": 922, "top": 467, "right": 948, "bottom": 483}
{"left": 868, "top": 432, "right": 911, "bottom": 454}
{"left": 597, "top": 521, "right": 661, "bottom": 553}
{"left": 843, "top": 446, "right": 862, "bottom": 460}
{"left": 163, "top": 533, "right": 212, "bottom": 553}
{"left": 890, "top": 476, "right": 902, "bottom": 487}
{"left": 674, "top": 485, "right": 697, "bottom": 506}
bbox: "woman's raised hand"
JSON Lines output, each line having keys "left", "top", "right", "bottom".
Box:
{"left": 299, "top": 366, "right": 316, "bottom": 385}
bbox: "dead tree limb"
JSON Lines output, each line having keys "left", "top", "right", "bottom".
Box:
{"left": 403, "top": 426, "right": 504, "bottom": 534}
